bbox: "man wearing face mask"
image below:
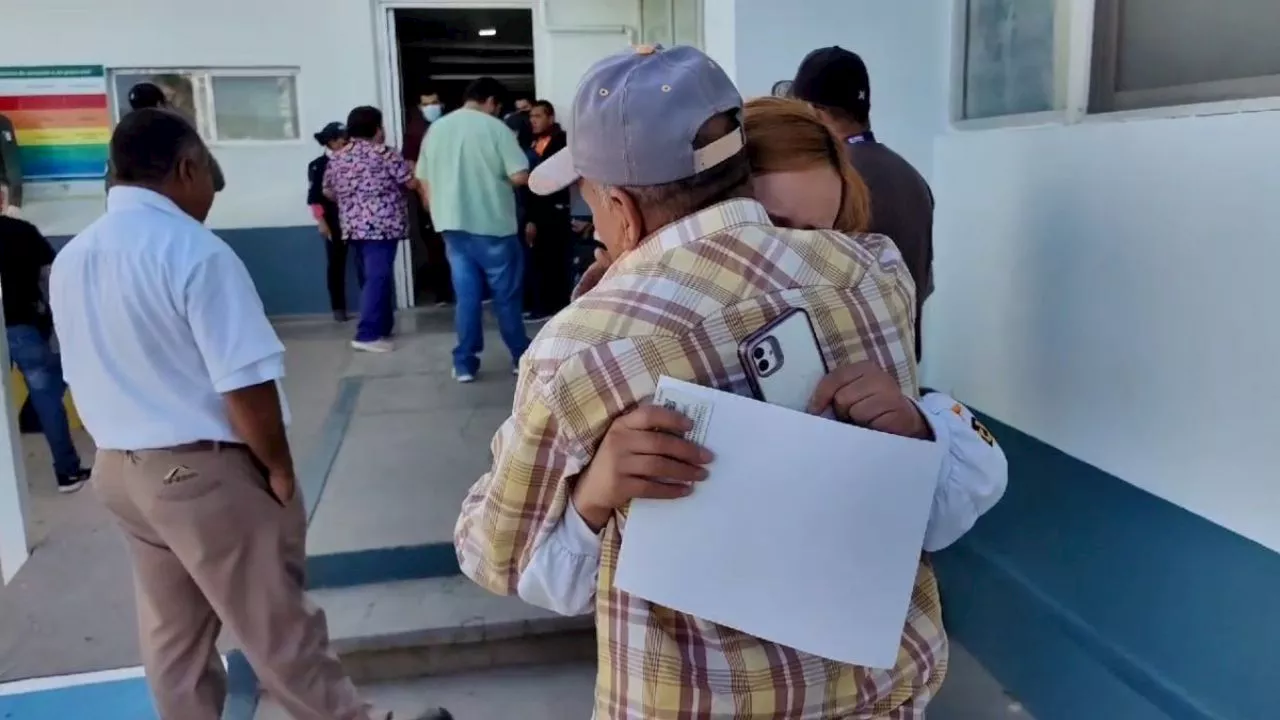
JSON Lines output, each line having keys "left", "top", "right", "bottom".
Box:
{"left": 404, "top": 91, "right": 443, "bottom": 165}
{"left": 422, "top": 92, "right": 444, "bottom": 123}
{"left": 404, "top": 92, "right": 453, "bottom": 306}
{"left": 456, "top": 45, "right": 949, "bottom": 719}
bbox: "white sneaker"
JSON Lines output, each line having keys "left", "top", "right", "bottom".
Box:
{"left": 452, "top": 368, "right": 476, "bottom": 384}
{"left": 352, "top": 339, "right": 394, "bottom": 353}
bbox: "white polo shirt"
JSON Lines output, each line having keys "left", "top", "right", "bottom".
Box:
{"left": 51, "top": 187, "right": 289, "bottom": 451}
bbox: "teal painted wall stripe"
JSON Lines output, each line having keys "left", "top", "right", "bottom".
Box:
{"left": 306, "top": 544, "right": 461, "bottom": 591}
{"left": 935, "top": 411, "right": 1280, "bottom": 720}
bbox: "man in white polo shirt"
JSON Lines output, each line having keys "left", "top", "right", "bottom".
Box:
{"left": 50, "top": 109, "right": 448, "bottom": 720}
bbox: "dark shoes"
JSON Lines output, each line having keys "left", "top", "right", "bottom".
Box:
{"left": 57, "top": 468, "right": 91, "bottom": 494}
{"left": 334, "top": 310, "right": 350, "bottom": 322}
{"left": 391, "top": 709, "right": 453, "bottom": 720}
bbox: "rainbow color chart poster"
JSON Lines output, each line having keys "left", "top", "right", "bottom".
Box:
{"left": 0, "top": 65, "right": 110, "bottom": 181}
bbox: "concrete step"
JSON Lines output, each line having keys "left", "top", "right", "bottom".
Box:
{"left": 253, "top": 662, "right": 597, "bottom": 720}
{"left": 311, "top": 575, "right": 595, "bottom": 684}
{"left": 250, "top": 645, "right": 1032, "bottom": 720}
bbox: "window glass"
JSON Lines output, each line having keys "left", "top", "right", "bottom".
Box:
{"left": 1116, "top": 0, "right": 1280, "bottom": 92}
{"left": 108, "top": 69, "right": 299, "bottom": 142}
{"left": 110, "top": 71, "right": 205, "bottom": 131}
{"left": 211, "top": 76, "right": 300, "bottom": 141}
{"left": 1091, "top": 0, "right": 1280, "bottom": 112}
{"left": 961, "top": 0, "right": 1061, "bottom": 120}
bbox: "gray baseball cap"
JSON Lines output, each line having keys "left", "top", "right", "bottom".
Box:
{"left": 529, "top": 44, "right": 745, "bottom": 196}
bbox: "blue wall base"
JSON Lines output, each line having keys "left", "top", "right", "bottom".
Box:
{"left": 223, "top": 226, "right": 362, "bottom": 316}
{"left": 935, "top": 412, "right": 1280, "bottom": 720}
{"left": 306, "top": 544, "right": 461, "bottom": 591}
{"left": 52, "top": 225, "right": 361, "bottom": 317}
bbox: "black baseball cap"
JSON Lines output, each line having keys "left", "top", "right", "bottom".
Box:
{"left": 314, "top": 121, "right": 346, "bottom": 145}
{"left": 128, "top": 82, "right": 167, "bottom": 111}
{"left": 790, "top": 46, "right": 871, "bottom": 119}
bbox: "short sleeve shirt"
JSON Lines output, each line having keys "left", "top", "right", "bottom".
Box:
{"left": 418, "top": 108, "right": 529, "bottom": 238}
{"left": 323, "top": 140, "right": 413, "bottom": 241}
{"left": 51, "top": 187, "right": 289, "bottom": 450}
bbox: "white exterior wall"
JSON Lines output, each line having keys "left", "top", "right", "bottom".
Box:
{"left": 712, "top": 0, "right": 949, "bottom": 182}
{"left": 3, "top": 0, "right": 652, "bottom": 238}
{"left": 932, "top": 98, "right": 1280, "bottom": 554}
{"left": 707, "top": 0, "right": 1279, "bottom": 553}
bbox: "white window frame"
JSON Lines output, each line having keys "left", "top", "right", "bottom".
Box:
{"left": 107, "top": 67, "right": 303, "bottom": 146}
{"left": 951, "top": 0, "right": 1280, "bottom": 131}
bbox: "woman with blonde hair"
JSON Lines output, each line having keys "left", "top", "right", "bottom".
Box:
{"left": 574, "top": 96, "right": 875, "bottom": 296}
{"left": 743, "top": 95, "right": 871, "bottom": 233}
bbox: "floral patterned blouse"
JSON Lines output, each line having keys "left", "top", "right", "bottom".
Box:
{"left": 322, "top": 139, "right": 413, "bottom": 241}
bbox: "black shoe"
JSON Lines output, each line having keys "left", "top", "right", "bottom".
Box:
{"left": 57, "top": 468, "right": 91, "bottom": 494}
{"left": 405, "top": 709, "right": 453, "bottom": 720}
{"left": 333, "top": 310, "right": 350, "bottom": 322}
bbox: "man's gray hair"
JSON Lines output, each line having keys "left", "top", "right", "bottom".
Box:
{"left": 611, "top": 111, "right": 751, "bottom": 220}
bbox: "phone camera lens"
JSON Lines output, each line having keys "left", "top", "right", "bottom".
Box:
{"left": 758, "top": 359, "right": 770, "bottom": 373}
{"left": 752, "top": 347, "right": 766, "bottom": 360}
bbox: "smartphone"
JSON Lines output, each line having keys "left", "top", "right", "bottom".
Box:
{"left": 738, "top": 308, "right": 829, "bottom": 412}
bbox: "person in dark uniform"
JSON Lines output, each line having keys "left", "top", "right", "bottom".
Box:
{"left": 307, "top": 122, "right": 357, "bottom": 321}
{"left": 789, "top": 47, "right": 934, "bottom": 360}
{"left": 405, "top": 97, "right": 453, "bottom": 306}
{"left": 505, "top": 111, "right": 538, "bottom": 312}
{"left": 522, "top": 100, "right": 571, "bottom": 321}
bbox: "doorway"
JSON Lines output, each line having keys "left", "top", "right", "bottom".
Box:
{"left": 388, "top": 6, "right": 536, "bottom": 307}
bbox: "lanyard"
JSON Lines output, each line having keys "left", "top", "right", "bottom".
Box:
{"left": 846, "top": 130, "right": 877, "bottom": 145}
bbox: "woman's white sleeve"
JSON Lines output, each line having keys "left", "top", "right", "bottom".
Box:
{"left": 516, "top": 502, "right": 604, "bottom": 616}
{"left": 917, "top": 392, "right": 1009, "bottom": 552}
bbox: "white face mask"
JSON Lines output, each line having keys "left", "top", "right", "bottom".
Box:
{"left": 422, "top": 104, "right": 443, "bottom": 122}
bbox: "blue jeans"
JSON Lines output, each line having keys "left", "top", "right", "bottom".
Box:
{"left": 442, "top": 231, "right": 530, "bottom": 375}
{"left": 7, "top": 326, "right": 81, "bottom": 477}
{"left": 354, "top": 239, "right": 399, "bottom": 342}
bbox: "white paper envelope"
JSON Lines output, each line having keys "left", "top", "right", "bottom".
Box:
{"left": 614, "top": 376, "right": 943, "bottom": 669}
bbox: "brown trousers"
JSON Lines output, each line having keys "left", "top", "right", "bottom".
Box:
{"left": 93, "top": 445, "right": 378, "bottom": 720}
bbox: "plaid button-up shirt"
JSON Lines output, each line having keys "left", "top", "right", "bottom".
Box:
{"left": 455, "top": 198, "right": 947, "bottom": 719}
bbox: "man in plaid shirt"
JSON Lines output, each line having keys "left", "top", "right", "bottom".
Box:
{"left": 455, "top": 46, "right": 1005, "bottom": 719}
